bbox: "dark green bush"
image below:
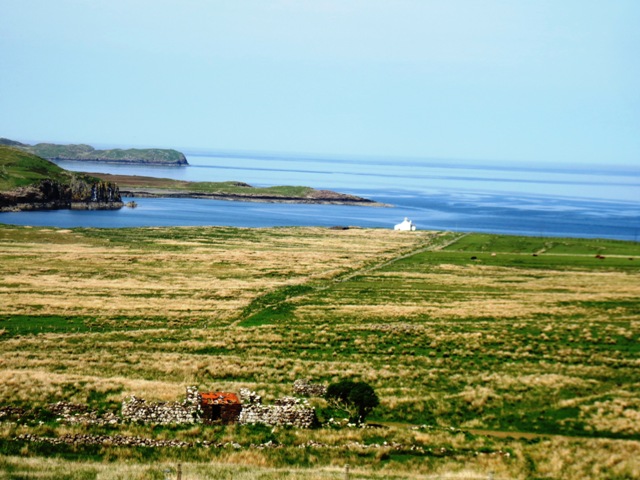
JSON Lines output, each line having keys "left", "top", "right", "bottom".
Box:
{"left": 325, "top": 380, "right": 379, "bottom": 424}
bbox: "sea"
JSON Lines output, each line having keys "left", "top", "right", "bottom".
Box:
{"left": 1, "top": 152, "right": 638, "bottom": 241}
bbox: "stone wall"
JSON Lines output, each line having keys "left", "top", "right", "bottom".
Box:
{"left": 121, "top": 386, "right": 202, "bottom": 425}
{"left": 50, "top": 402, "right": 120, "bottom": 426}
{"left": 238, "top": 395, "right": 317, "bottom": 428}
{"left": 121, "top": 386, "right": 317, "bottom": 428}
{"left": 239, "top": 388, "right": 262, "bottom": 405}
{"left": 293, "top": 379, "right": 327, "bottom": 397}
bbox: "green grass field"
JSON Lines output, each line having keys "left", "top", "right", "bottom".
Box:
{"left": 0, "top": 225, "right": 638, "bottom": 479}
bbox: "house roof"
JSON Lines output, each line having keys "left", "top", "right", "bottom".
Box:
{"left": 200, "top": 392, "right": 240, "bottom": 405}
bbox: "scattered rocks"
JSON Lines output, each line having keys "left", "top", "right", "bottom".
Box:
{"left": 49, "top": 402, "right": 89, "bottom": 416}
{"left": 14, "top": 431, "right": 510, "bottom": 459}
{"left": 0, "top": 406, "right": 26, "bottom": 418}
{"left": 50, "top": 402, "right": 120, "bottom": 426}
{"left": 17, "top": 433, "right": 191, "bottom": 448}
{"left": 1, "top": 404, "right": 119, "bottom": 426}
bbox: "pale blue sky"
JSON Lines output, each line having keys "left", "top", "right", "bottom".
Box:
{"left": 1, "top": 0, "right": 638, "bottom": 165}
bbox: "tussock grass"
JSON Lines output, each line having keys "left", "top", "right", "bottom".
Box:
{"left": 0, "top": 226, "right": 638, "bottom": 478}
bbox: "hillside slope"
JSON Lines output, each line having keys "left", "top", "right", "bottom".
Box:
{"left": 0, "top": 146, "right": 122, "bottom": 211}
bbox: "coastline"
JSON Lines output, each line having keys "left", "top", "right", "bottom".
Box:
{"left": 90, "top": 173, "right": 389, "bottom": 207}
{"left": 120, "top": 188, "right": 389, "bottom": 206}
{"left": 1, "top": 201, "right": 124, "bottom": 213}
{"left": 0, "top": 138, "right": 189, "bottom": 166}
{"left": 50, "top": 157, "right": 188, "bottom": 167}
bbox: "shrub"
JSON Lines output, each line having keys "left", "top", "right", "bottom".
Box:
{"left": 325, "top": 380, "right": 379, "bottom": 424}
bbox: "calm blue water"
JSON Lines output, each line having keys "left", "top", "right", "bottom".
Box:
{"left": 1, "top": 153, "right": 639, "bottom": 241}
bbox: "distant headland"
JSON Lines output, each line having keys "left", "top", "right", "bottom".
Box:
{"left": 0, "top": 138, "right": 188, "bottom": 166}
{"left": 0, "top": 145, "right": 384, "bottom": 211}
{"left": 92, "top": 173, "right": 387, "bottom": 207}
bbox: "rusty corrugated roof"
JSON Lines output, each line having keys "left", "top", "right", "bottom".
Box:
{"left": 200, "top": 392, "right": 240, "bottom": 405}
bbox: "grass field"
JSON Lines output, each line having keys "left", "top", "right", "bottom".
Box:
{"left": 0, "top": 225, "right": 638, "bottom": 479}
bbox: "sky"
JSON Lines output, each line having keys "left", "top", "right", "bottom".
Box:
{"left": 1, "top": 0, "right": 639, "bottom": 166}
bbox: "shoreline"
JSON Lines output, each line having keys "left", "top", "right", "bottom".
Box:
{"left": 90, "top": 173, "right": 390, "bottom": 207}
{"left": 51, "top": 157, "right": 188, "bottom": 167}
{"left": 0, "top": 201, "right": 124, "bottom": 213}
{"left": 120, "top": 188, "right": 390, "bottom": 207}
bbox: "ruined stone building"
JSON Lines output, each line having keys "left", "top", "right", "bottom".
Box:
{"left": 200, "top": 392, "right": 242, "bottom": 424}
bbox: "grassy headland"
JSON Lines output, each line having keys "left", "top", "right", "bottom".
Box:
{"left": 0, "top": 146, "right": 122, "bottom": 211}
{"left": 0, "top": 225, "right": 638, "bottom": 479}
{"left": 0, "top": 146, "right": 372, "bottom": 209}
{"left": 0, "top": 138, "right": 188, "bottom": 166}
{"left": 0, "top": 146, "right": 78, "bottom": 190}
{"left": 92, "top": 172, "right": 384, "bottom": 205}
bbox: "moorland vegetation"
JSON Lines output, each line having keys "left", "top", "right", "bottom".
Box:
{"left": 0, "top": 225, "right": 638, "bottom": 479}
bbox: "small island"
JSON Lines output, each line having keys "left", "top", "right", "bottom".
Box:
{"left": 0, "top": 146, "right": 123, "bottom": 211}
{"left": 92, "top": 173, "right": 387, "bottom": 206}
{"left": 0, "top": 138, "right": 188, "bottom": 166}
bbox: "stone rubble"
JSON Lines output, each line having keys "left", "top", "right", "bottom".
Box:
{"left": 14, "top": 433, "right": 511, "bottom": 458}
{"left": 0, "top": 406, "right": 26, "bottom": 418}
{"left": 49, "top": 402, "right": 120, "bottom": 426}
{"left": 17, "top": 433, "right": 191, "bottom": 448}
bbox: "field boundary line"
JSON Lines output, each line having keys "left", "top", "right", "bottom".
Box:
{"left": 333, "top": 231, "right": 469, "bottom": 284}
{"left": 232, "top": 231, "right": 468, "bottom": 327}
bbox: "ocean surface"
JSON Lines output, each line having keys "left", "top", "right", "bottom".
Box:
{"left": 1, "top": 152, "right": 638, "bottom": 241}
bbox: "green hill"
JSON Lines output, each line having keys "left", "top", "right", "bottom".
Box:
{"left": 0, "top": 146, "right": 70, "bottom": 190}
{"left": 0, "top": 138, "right": 188, "bottom": 165}
{"left": 0, "top": 146, "right": 122, "bottom": 210}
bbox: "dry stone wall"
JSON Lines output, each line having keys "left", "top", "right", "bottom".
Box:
{"left": 239, "top": 388, "right": 262, "bottom": 404}
{"left": 238, "top": 394, "right": 317, "bottom": 428}
{"left": 121, "top": 386, "right": 202, "bottom": 425}
{"left": 50, "top": 402, "right": 120, "bottom": 426}
{"left": 121, "top": 386, "right": 317, "bottom": 428}
{"left": 293, "top": 379, "right": 327, "bottom": 397}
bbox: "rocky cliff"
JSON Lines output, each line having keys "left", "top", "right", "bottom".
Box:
{"left": 0, "top": 178, "right": 123, "bottom": 211}
{"left": 0, "top": 146, "right": 123, "bottom": 211}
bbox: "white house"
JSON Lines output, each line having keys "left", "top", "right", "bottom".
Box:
{"left": 394, "top": 217, "right": 416, "bottom": 231}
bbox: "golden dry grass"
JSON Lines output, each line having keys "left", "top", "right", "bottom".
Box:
{"left": 0, "top": 226, "right": 429, "bottom": 321}
{"left": 0, "top": 225, "right": 638, "bottom": 479}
